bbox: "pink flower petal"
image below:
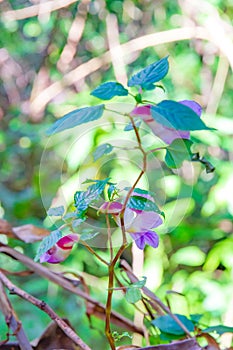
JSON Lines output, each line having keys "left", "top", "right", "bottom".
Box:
{"left": 131, "top": 100, "right": 202, "bottom": 144}
{"left": 56, "top": 234, "right": 79, "bottom": 249}
{"left": 40, "top": 234, "right": 78, "bottom": 264}
{"left": 99, "top": 201, "right": 123, "bottom": 214}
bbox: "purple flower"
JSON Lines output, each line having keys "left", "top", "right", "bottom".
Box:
{"left": 123, "top": 208, "right": 162, "bottom": 249}
{"left": 131, "top": 100, "right": 202, "bottom": 144}
{"left": 40, "top": 234, "right": 79, "bottom": 264}
{"left": 100, "top": 196, "right": 162, "bottom": 250}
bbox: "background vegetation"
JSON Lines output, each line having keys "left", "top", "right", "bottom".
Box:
{"left": 0, "top": 0, "right": 233, "bottom": 348}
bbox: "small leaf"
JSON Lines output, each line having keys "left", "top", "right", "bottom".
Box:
{"left": 46, "top": 104, "right": 104, "bottom": 135}
{"left": 141, "top": 82, "right": 156, "bottom": 90}
{"left": 128, "top": 56, "right": 169, "bottom": 88}
{"left": 190, "top": 314, "right": 203, "bottom": 324}
{"left": 112, "top": 331, "right": 132, "bottom": 342}
{"left": 127, "top": 195, "right": 161, "bottom": 213}
{"left": 152, "top": 314, "right": 195, "bottom": 335}
{"left": 74, "top": 178, "right": 110, "bottom": 212}
{"left": 72, "top": 218, "right": 85, "bottom": 228}
{"left": 159, "top": 332, "right": 182, "bottom": 341}
{"left": 202, "top": 325, "right": 233, "bottom": 335}
{"left": 126, "top": 288, "right": 142, "bottom": 304}
{"left": 132, "top": 276, "right": 147, "bottom": 288}
{"left": 34, "top": 230, "right": 62, "bottom": 262}
{"left": 47, "top": 206, "right": 65, "bottom": 217}
{"left": 12, "top": 225, "right": 50, "bottom": 243}
{"left": 93, "top": 143, "right": 113, "bottom": 161}
{"left": 165, "top": 139, "right": 193, "bottom": 169}
{"left": 131, "top": 188, "right": 155, "bottom": 197}
{"left": 91, "top": 82, "right": 128, "bottom": 100}
{"left": 124, "top": 119, "right": 141, "bottom": 131}
{"left": 107, "top": 184, "right": 118, "bottom": 200}
{"left": 80, "top": 231, "right": 100, "bottom": 241}
{"left": 63, "top": 212, "right": 77, "bottom": 220}
{"left": 151, "top": 100, "right": 211, "bottom": 131}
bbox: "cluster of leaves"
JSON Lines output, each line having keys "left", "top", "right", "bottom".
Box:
{"left": 46, "top": 57, "right": 213, "bottom": 175}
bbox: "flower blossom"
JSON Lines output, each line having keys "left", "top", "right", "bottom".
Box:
{"left": 40, "top": 234, "right": 79, "bottom": 264}
{"left": 100, "top": 196, "right": 162, "bottom": 250}
{"left": 131, "top": 100, "right": 202, "bottom": 145}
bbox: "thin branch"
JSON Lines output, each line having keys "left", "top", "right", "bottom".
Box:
{"left": 0, "top": 281, "right": 32, "bottom": 350}
{"left": 106, "top": 214, "right": 113, "bottom": 261}
{"left": 57, "top": 0, "right": 90, "bottom": 72}
{"left": 29, "top": 26, "right": 211, "bottom": 115}
{"left": 0, "top": 244, "right": 143, "bottom": 335}
{"left": 80, "top": 239, "right": 109, "bottom": 265}
{"left": 0, "top": 271, "right": 91, "bottom": 350}
{"left": 206, "top": 55, "right": 229, "bottom": 115}
{"left": 104, "top": 114, "right": 149, "bottom": 348}
{"left": 106, "top": 13, "right": 128, "bottom": 85}
{"left": 122, "top": 115, "right": 147, "bottom": 211}
{"left": 2, "top": 0, "right": 78, "bottom": 21}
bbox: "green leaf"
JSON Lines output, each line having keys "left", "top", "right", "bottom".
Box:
{"left": 112, "top": 331, "right": 132, "bottom": 342}
{"left": 131, "top": 187, "right": 155, "bottom": 197}
{"left": 152, "top": 314, "right": 195, "bottom": 335}
{"left": 72, "top": 218, "right": 85, "bottom": 228}
{"left": 141, "top": 82, "right": 156, "bottom": 90}
{"left": 47, "top": 206, "right": 65, "bottom": 216}
{"left": 80, "top": 231, "right": 100, "bottom": 241}
{"left": 63, "top": 212, "right": 77, "bottom": 220}
{"left": 107, "top": 184, "right": 118, "bottom": 200}
{"left": 165, "top": 139, "right": 193, "bottom": 168}
{"left": 190, "top": 314, "right": 203, "bottom": 324}
{"left": 202, "top": 325, "right": 233, "bottom": 335}
{"left": 74, "top": 178, "right": 110, "bottom": 212}
{"left": 46, "top": 104, "right": 104, "bottom": 135}
{"left": 124, "top": 119, "right": 141, "bottom": 131}
{"left": 93, "top": 143, "right": 113, "bottom": 161}
{"left": 132, "top": 276, "right": 147, "bottom": 288}
{"left": 151, "top": 100, "right": 211, "bottom": 131}
{"left": 34, "top": 230, "right": 62, "bottom": 262}
{"left": 126, "top": 288, "right": 142, "bottom": 304}
{"left": 128, "top": 56, "right": 169, "bottom": 88}
{"left": 90, "top": 82, "right": 128, "bottom": 100}
{"left": 127, "top": 195, "right": 161, "bottom": 213}
{"left": 159, "top": 332, "right": 182, "bottom": 341}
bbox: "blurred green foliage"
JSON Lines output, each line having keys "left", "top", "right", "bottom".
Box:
{"left": 0, "top": 0, "right": 233, "bottom": 348}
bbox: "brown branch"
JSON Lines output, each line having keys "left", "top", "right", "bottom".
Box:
{"left": 129, "top": 338, "right": 201, "bottom": 349}
{"left": 206, "top": 55, "right": 229, "bottom": 115}
{"left": 0, "top": 271, "right": 91, "bottom": 350}
{"left": 0, "top": 244, "right": 143, "bottom": 335}
{"left": 0, "top": 280, "right": 33, "bottom": 350}
{"left": 29, "top": 26, "right": 211, "bottom": 116}
{"left": 57, "top": 0, "right": 90, "bottom": 73}
{"left": 106, "top": 13, "right": 128, "bottom": 85}
{"left": 2, "top": 0, "right": 78, "bottom": 21}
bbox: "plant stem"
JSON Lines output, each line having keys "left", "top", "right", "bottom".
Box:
{"left": 105, "top": 263, "right": 116, "bottom": 350}
{"left": 106, "top": 214, "right": 113, "bottom": 261}
{"left": 146, "top": 146, "right": 166, "bottom": 154}
{"left": 122, "top": 116, "right": 147, "bottom": 210}
{"left": 80, "top": 240, "right": 108, "bottom": 265}
{"left": 104, "top": 114, "right": 148, "bottom": 349}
